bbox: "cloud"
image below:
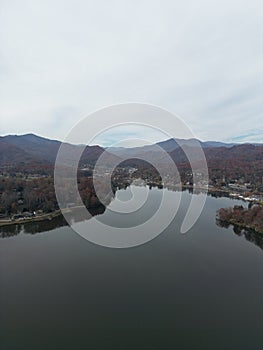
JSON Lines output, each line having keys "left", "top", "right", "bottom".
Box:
{"left": 0, "top": 0, "right": 262, "bottom": 143}
{"left": 90, "top": 124, "right": 170, "bottom": 147}
{"left": 230, "top": 130, "right": 263, "bottom": 143}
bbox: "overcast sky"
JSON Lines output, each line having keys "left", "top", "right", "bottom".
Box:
{"left": 1, "top": 0, "right": 263, "bottom": 145}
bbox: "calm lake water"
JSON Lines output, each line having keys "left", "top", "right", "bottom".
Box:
{"left": 1, "top": 187, "right": 263, "bottom": 350}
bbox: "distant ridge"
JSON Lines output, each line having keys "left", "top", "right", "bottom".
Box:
{"left": 0, "top": 133, "right": 262, "bottom": 174}
{"left": 0, "top": 133, "right": 120, "bottom": 172}
{"left": 156, "top": 138, "right": 237, "bottom": 152}
{"left": 107, "top": 137, "right": 262, "bottom": 159}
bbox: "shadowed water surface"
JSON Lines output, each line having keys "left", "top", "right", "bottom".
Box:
{"left": 1, "top": 187, "right": 263, "bottom": 350}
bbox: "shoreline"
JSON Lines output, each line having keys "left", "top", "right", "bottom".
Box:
{"left": 0, "top": 210, "right": 62, "bottom": 227}
{"left": 1, "top": 184, "right": 262, "bottom": 228}
{"left": 0, "top": 205, "right": 104, "bottom": 228}
{"left": 218, "top": 219, "right": 263, "bottom": 235}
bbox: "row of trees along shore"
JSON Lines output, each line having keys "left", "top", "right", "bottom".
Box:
{"left": 217, "top": 205, "right": 263, "bottom": 234}
{"left": 0, "top": 175, "right": 115, "bottom": 216}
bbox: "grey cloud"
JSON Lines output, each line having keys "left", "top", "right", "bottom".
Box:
{"left": 0, "top": 0, "right": 262, "bottom": 143}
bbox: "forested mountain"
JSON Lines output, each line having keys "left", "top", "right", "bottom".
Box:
{"left": 0, "top": 133, "right": 262, "bottom": 216}
{"left": 0, "top": 134, "right": 120, "bottom": 173}
{"left": 0, "top": 134, "right": 262, "bottom": 183}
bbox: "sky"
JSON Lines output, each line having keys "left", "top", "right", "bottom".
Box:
{"left": 0, "top": 0, "right": 263, "bottom": 146}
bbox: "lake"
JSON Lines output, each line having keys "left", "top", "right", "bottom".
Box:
{"left": 1, "top": 186, "right": 263, "bottom": 350}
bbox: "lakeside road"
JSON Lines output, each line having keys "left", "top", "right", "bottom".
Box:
{"left": 0, "top": 205, "right": 101, "bottom": 227}
{"left": 0, "top": 185, "right": 262, "bottom": 228}
{"left": 0, "top": 210, "right": 62, "bottom": 227}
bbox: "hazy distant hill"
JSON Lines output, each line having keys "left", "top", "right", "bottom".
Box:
{"left": 107, "top": 137, "right": 263, "bottom": 186}
{"left": 0, "top": 134, "right": 262, "bottom": 176}
{"left": 156, "top": 138, "right": 237, "bottom": 152}
{"left": 2, "top": 133, "right": 61, "bottom": 162}
{"left": 107, "top": 138, "right": 238, "bottom": 158}
{"left": 107, "top": 138, "right": 263, "bottom": 166}
{"left": 0, "top": 134, "right": 120, "bottom": 173}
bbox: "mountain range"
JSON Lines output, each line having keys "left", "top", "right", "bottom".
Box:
{"left": 0, "top": 133, "right": 262, "bottom": 176}
{"left": 0, "top": 134, "right": 119, "bottom": 173}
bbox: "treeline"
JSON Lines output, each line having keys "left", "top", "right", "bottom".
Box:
{"left": 217, "top": 205, "right": 263, "bottom": 234}
{"left": 0, "top": 176, "right": 57, "bottom": 214}
{"left": 0, "top": 175, "right": 115, "bottom": 216}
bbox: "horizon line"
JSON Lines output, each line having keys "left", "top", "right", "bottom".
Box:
{"left": 0, "top": 132, "right": 262, "bottom": 147}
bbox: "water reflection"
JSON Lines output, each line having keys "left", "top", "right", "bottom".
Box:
{"left": 1, "top": 185, "right": 259, "bottom": 246}
{"left": 0, "top": 205, "right": 106, "bottom": 238}
{"left": 216, "top": 219, "right": 263, "bottom": 250}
